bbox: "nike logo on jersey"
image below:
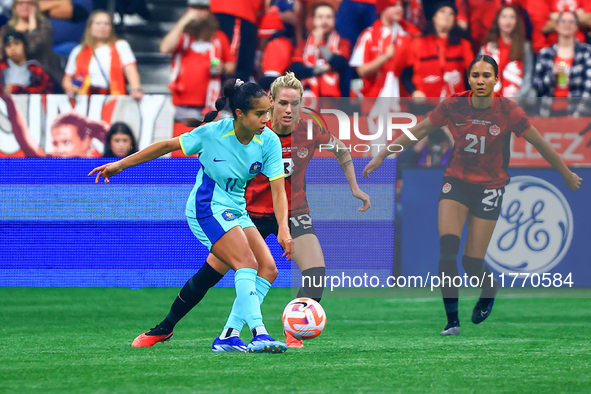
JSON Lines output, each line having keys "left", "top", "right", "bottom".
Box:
{"left": 455, "top": 123, "right": 467, "bottom": 126}
{"left": 483, "top": 206, "right": 496, "bottom": 212}
{"left": 213, "top": 158, "right": 226, "bottom": 162}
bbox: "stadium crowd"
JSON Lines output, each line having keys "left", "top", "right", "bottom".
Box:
{"left": 1, "top": 0, "right": 590, "bottom": 158}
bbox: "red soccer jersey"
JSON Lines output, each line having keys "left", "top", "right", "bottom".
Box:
{"left": 428, "top": 91, "right": 531, "bottom": 188}
{"left": 245, "top": 120, "right": 331, "bottom": 219}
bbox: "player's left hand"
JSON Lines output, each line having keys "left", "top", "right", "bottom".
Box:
{"left": 353, "top": 188, "right": 371, "bottom": 212}
{"left": 88, "top": 162, "right": 123, "bottom": 184}
{"left": 565, "top": 171, "right": 582, "bottom": 192}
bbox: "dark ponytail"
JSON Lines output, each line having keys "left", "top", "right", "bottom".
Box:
{"left": 183, "top": 78, "right": 267, "bottom": 128}
{"left": 183, "top": 96, "right": 228, "bottom": 127}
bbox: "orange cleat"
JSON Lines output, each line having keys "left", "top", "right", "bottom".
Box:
{"left": 285, "top": 330, "right": 304, "bottom": 348}
{"left": 131, "top": 329, "right": 173, "bottom": 347}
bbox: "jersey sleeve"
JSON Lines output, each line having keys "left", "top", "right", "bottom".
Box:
{"left": 262, "top": 131, "right": 284, "bottom": 181}
{"left": 291, "top": 41, "right": 306, "bottom": 63}
{"left": 461, "top": 39, "right": 473, "bottom": 71}
{"left": 408, "top": 39, "right": 424, "bottom": 92}
{"left": 178, "top": 123, "right": 212, "bottom": 156}
{"left": 349, "top": 29, "right": 371, "bottom": 68}
{"left": 116, "top": 40, "right": 136, "bottom": 66}
{"left": 173, "top": 34, "right": 187, "bottom": 56}
{"left": 428, "top": 99, "right": 450, "bottom": 128}
{"left": 393, "top": 35, "right": 413, "bottom": 74}
{"left": 337, "top": 36, "right": 352, "bottom": 60}
{"left": 508, "top": 102, "right": 531, "bottom": 137}
{"left": 217, "top": 31, "right": 235, "bottom": 63}
{"left": 64, "top": 44, "right": 82, "bottom": 76}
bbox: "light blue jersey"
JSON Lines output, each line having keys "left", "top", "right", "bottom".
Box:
{"left": 179, "top": 117, "right": 284, "bottom": 219}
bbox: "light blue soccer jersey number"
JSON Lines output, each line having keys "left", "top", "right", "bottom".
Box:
{"left": 179, "top": 118, "right": 284, "bottom": 218}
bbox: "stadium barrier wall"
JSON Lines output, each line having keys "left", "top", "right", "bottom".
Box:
{"left": 0, "top": 158, "right": 396, "bottom": 287}
{"left": 401, "top": 168, "right": 591, "bottom": 287}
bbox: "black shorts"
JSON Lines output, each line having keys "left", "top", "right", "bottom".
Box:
{"left": 251, "top": 213, "right": 317, "bottom": 240}
{"left": 438, "top": 176, "right": 505, "bottom": 220}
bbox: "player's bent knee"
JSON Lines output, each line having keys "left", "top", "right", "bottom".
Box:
{"left": 461, "top": 255, "right": 486, "bottom": 277}
{"left": 257, "top": 261, "right": 278, "bottom": 283}
{"left": 233, "top": 253, "right": 258, "bottom": 271}
{"left": 440, "top": 234, "right": 460, "bottom": 261}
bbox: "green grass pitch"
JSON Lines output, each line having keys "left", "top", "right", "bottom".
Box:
{"left": 1, "top": 287, "right": 590, "bottom": 393}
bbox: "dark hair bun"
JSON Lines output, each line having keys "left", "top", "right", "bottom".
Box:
{"left": 223, "top": 79, "right": 241, "bottom": 98}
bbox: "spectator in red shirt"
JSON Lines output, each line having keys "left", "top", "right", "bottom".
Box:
{"left": 529, "top": 0, "right": 591, "bottom": 53}
{"left": 291, "top": 2, "right": 351, "bottom": 97}
{"left": 480, "top": 4, "right": 533, "bottom": 97}
{"left": 401, "top": 2, "right": 473, "bottom": 98}
{"left": 257, "top": 8, "right": 295, "bottom": 91}
{"left": 454, "top": 0, "right": 528, "bottom": 54}
{"left": 350, "top": 0, "right": 420, "bottom": 156}
{"left": 161, "top": 0, "right": 235, "bottom": 157}
{"left": 350, "top": 0, "right": 419, "bottom": 99}
{"left": 210, "top": 0, "right": 261, "bottom": 81}
{"left": 0, "top": 30, "right": 54, "bottom": 94}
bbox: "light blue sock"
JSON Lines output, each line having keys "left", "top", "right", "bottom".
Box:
{"left": 223, "top": 268, "right": 263, "bottom": 331}
{"left": 223, "top": 297, "right": 244, "bottom": 331}
{"left": 255, "top": 276, "right": 272, "bottom": 305}
{"left": 226, "top": 275, "right": 273, "bottom": 332}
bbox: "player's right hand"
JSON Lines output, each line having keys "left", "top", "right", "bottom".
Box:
{"left": 565, "top": 171, "right": 582, "bottom": 192}
{"left": 88, "top": 162, "right": 123, "bottom": 184}
{"left": 362, "top": 156, "right": 384, "bottom": 178}
{"left": 352, "top": 188, "right": 371, "bottom": 212}
{"left": 277, "top": 226, "right": 293, "bottom": 260}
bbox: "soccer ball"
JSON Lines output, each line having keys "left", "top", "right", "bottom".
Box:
{"left": 282, "top": 297, "right": 326, "bottom": 340}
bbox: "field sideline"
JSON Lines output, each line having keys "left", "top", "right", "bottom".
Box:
{"left": 1, "top": 287, "right": 590, "bottom": 393}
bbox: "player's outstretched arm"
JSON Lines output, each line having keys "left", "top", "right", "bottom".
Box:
{"left": 270, "top": 177, "right": 292, "bottom": 260}
{"left": 523, "top": 126, "right": 582, "bottom": 192}
{"left": 362, "top": 117, "right": 440, "bottom": 178}
{"left": 323, "top": 136, "right": 370, "bottom": 212}
{"left": 88, "top": 138, "right": 182, "bottom": 184}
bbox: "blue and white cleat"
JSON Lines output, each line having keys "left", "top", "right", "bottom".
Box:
{"left": 212, "top": 336, "right": 247, "bottom": 353}
{"left": 247, "top": 334, "right": 288, "bottom": 353}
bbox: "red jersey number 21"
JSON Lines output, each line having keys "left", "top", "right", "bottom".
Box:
{"left": 465, "top": 133, "right": 485, "bottom": 154}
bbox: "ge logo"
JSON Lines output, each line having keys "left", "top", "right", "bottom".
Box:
{"left": 485, "top": 176, "right": 573, "bottom": 274}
